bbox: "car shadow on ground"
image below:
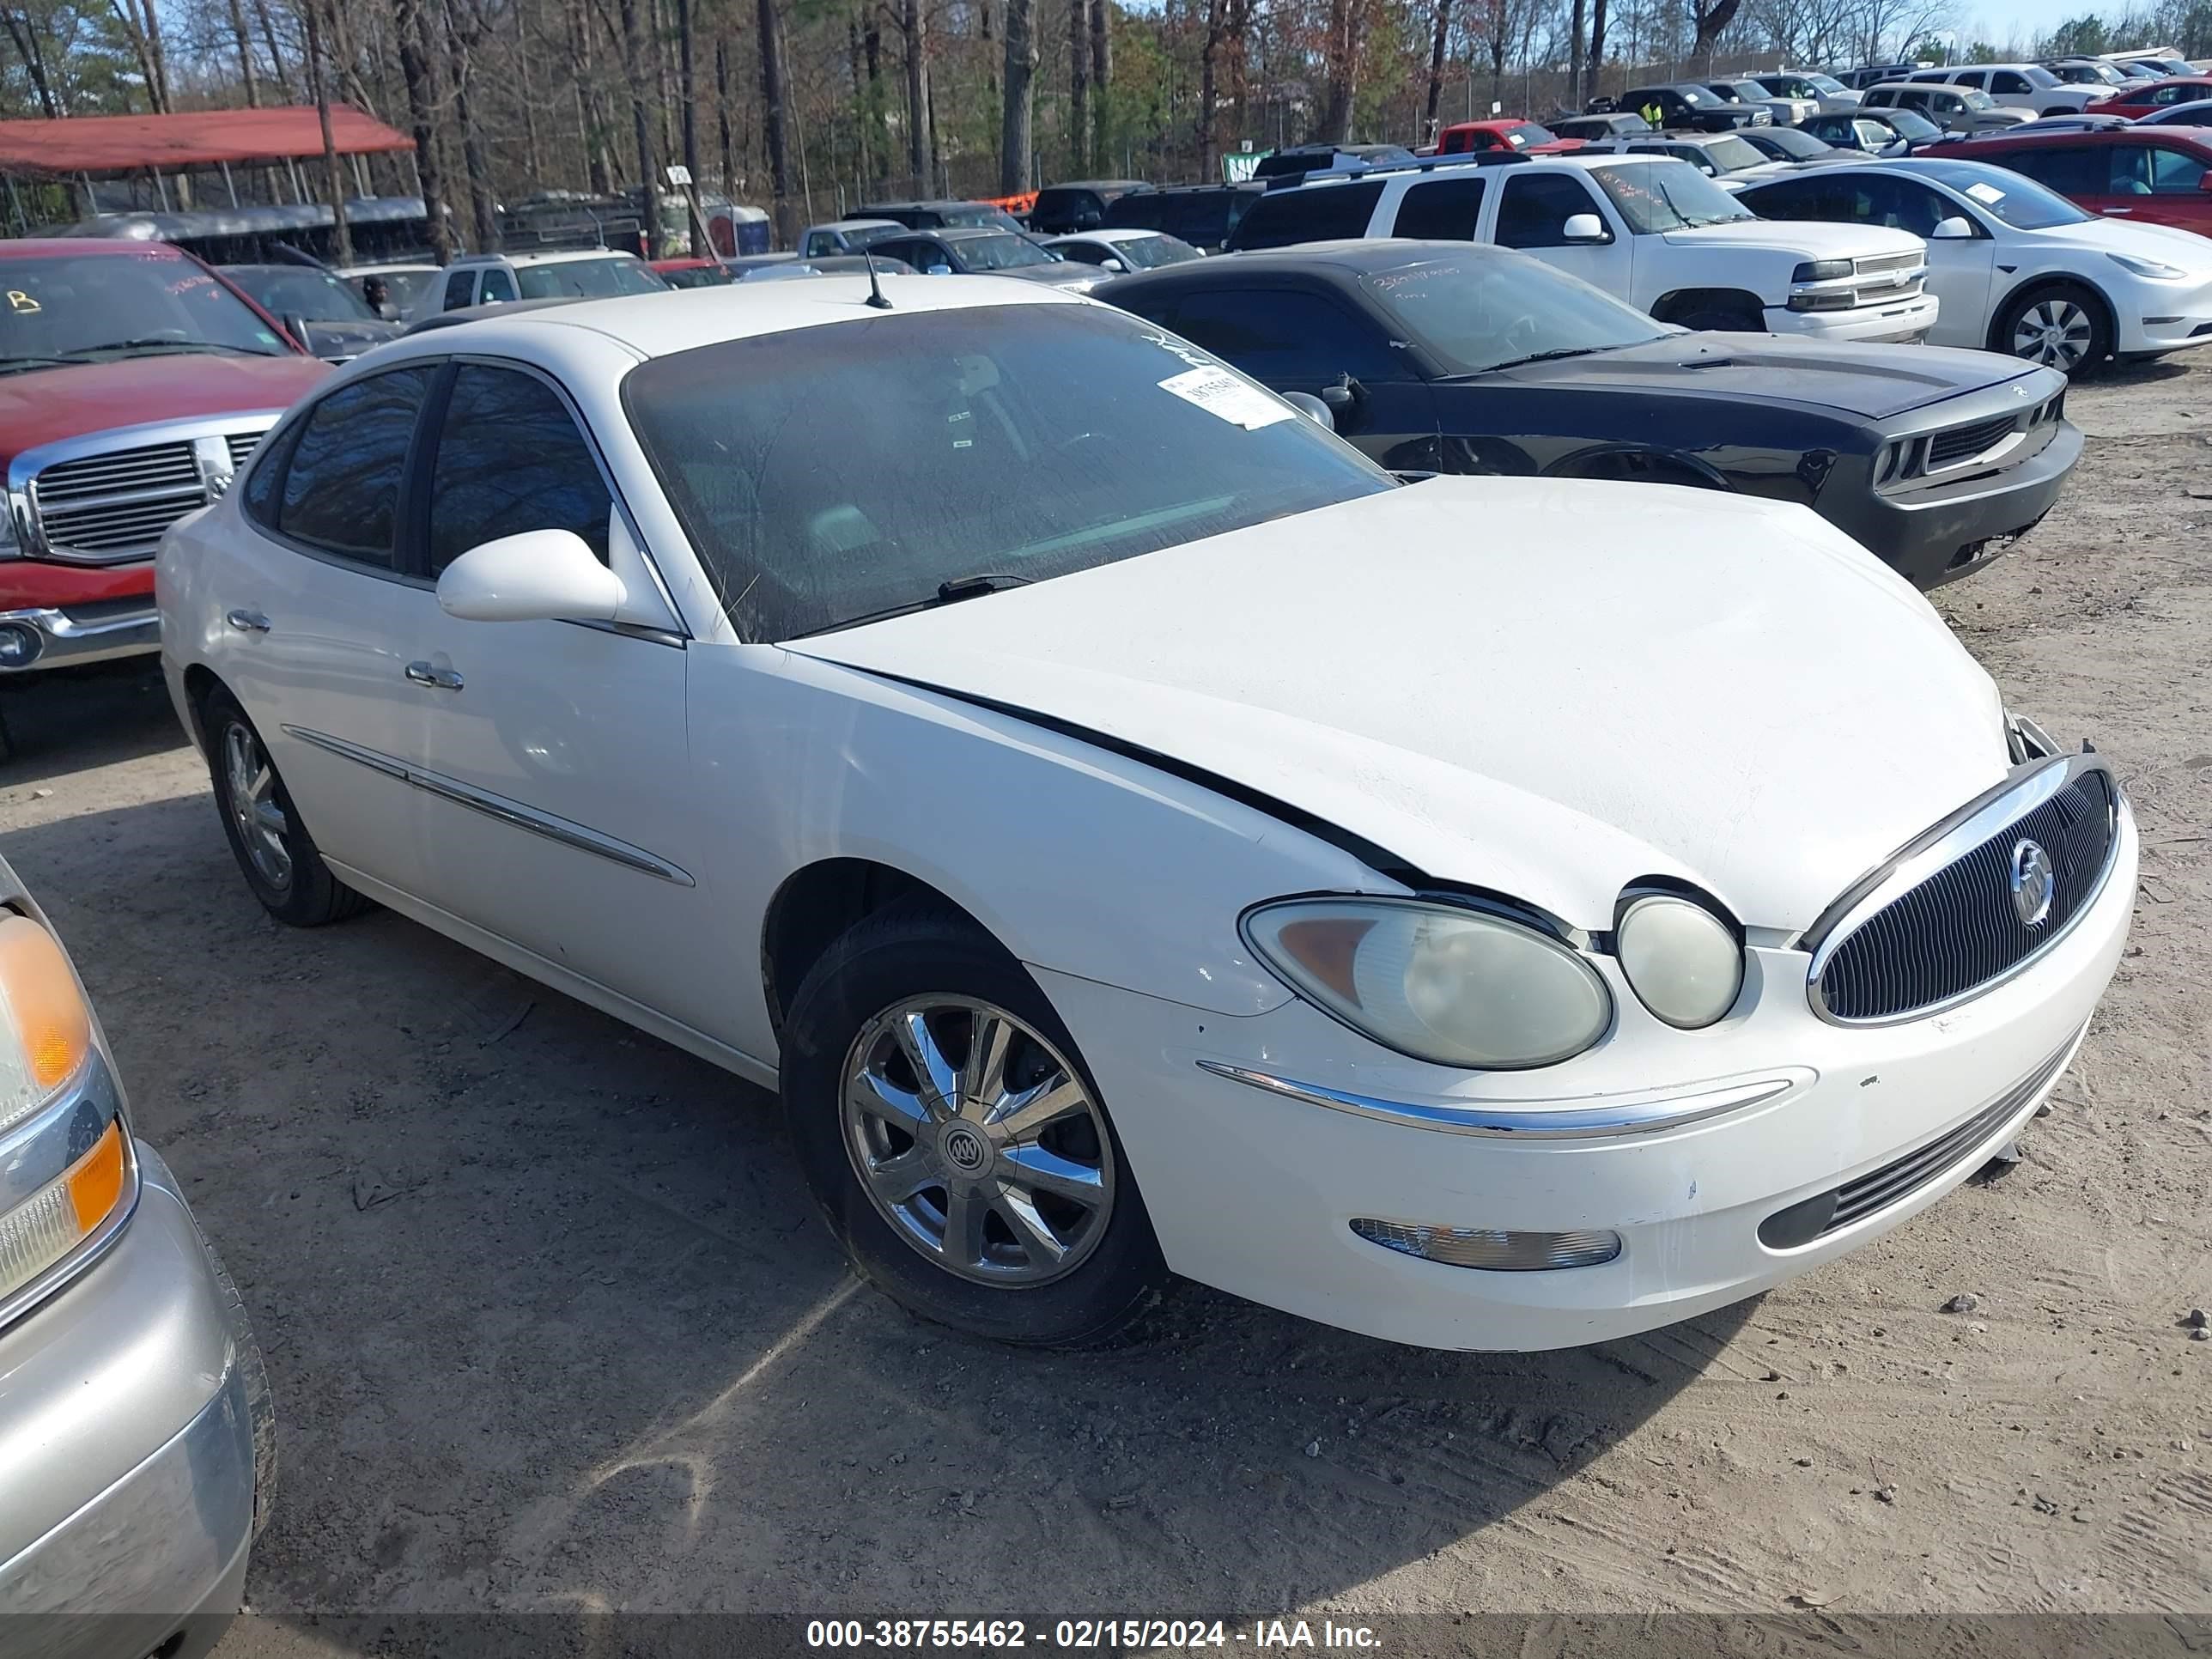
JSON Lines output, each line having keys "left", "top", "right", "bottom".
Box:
{"left": 0, "top": 780, "right": 1765, "bottom": 1632}
{"left": 0, "top": 661, "right": 190, "bottom": 778}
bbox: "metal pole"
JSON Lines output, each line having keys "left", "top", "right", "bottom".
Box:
{"left": 153, "top": 170, "right": 172, "bottom": 210}
{"left": 221, "top": 160, "right": 240, "bottom": 206}
{"left": 4, "top": 174, "right": 24, "bottom": 234}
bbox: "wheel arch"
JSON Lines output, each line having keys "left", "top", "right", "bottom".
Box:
{"left": 180, "top": 662, "right": 224, "bottom": 748}
{"left": 1650, "top": 287, "right": 1769, "bottom": 325}
{"left": 1986, "top": 271, "right": 2118, "bottom": 359}
{"left": 1540, "top": 441, "right": 1737, "bottom": 490}
{"left": 761, "top": 858, "right": 996, "bottom": 1042}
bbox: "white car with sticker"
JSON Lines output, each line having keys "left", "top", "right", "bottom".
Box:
{"left": 158, "top": 277, "right": 2134, "bottom": 1352}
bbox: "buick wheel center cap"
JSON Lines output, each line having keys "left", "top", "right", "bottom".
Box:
{"left": 2011, "top": 838, "right": 2055, "bottom": 927}
{"left": 940, "top": 1123, "right": 992, "bottom": 1175}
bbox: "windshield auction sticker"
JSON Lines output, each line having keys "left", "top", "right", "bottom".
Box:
{"left": 1158, "top": 366, "right": 1296, "bottom": 430}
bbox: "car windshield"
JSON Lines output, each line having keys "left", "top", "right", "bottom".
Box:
{"left": 1960, "top": 87, "right": 1997, "bottom": 108}
{"left": 1756, "top": 126, "right": 1832, "bottom": 158}
{"left": 227, "top": 265, "right": 380, "bottom": 322}
{"left": 1362, "top": 251, "right": 1667, "bottom": 376}
{"left": 1674, "top": 86, "right": 1718, "bottom": 106}
{"left": 1592, "top": 160, "right": 1756, "bottom": 229}
{"left": 623, "top": 303, "right": 1392, "bottom": 641}
{"left": 1504, "top": 122, "right": 1560, "bottom": 147}
{"left": 1886, "top": 107, "right": 1943, "bottom": 139}
{"left": 942, "top": 205, "right": 1030, "bottom": 233}
{"left": 1915, "top": 161, "right": 2092, "bottom": 228}
{"left": 1110, "top": 234, "right": 1200, "bottom": 268}
{"left": 357, "top": 269, "right": 438, "bottom": 310}
{"left": 1703, "top": 134, "right": 1771, "bottom": 170}
{"left": 659, "top": 263, "right": 732, "bottom": 288}
{"left": 949, "top": 233, "right": 1055, "bottom": 270}
{"left": 516, "top": 257, "right": 668, "bottom": 299}
{"left": 1804, "top": 72, "right": 1846, "bottom": 92}
{"left": 0, "top": 250, "right": 288, "bottom": 371}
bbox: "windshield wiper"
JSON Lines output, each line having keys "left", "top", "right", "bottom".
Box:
{"left": 66, "top": 338, "right": 276, "bottom": 359}
{"left": 0, "top": 356, "right": 78, "bottom": 375}
{"left": 1477, "top": 345, "right": 1607, "bottom": 373}
{"left": 792, "top": 573, "right": 1035, "bottom": 639}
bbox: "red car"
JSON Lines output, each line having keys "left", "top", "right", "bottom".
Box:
{"left": 0, "top": 241, "right": 326, "bottom": 691}
{"left": 1435, "top": 118, "right": 1587, "bottom": 155}
{"left": 1924, "top": 127, "right": 2212, "bottom": 236}
{"left": 648, "top": 256, "right": 734, "bottom": 289}
{"left": 2100, "top": 75, "right": 2212, "bottom": 118}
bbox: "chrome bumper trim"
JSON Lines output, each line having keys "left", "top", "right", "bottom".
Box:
{"left": 0, "top": 605, "right": 161, "bottom": 673}
{"left": 1195, "top": 1060, "right": 1802, "bottom": 1139}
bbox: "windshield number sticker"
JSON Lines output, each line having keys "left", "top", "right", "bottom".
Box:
{"left": 1158, "top": 366, "right": 1294, "bottom": 430}
{"left": 7, "top": 291, "right": 39, "bottom": 314}
{"left": 1965, "top": 181, "right": 2006, "bottom": 205}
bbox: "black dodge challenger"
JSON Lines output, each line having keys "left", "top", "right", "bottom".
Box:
{"left": 1097, "top": 240, "right": 2080, "bottom": 589}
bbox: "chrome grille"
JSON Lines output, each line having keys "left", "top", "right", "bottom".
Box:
{"left": 1813, "top": 762, "right": 2118, "bottom": 1024}
{"left": 26, "top": 425, "right": 273, "bottom": 562}
{"left": 1926, "top": 413, "right": 2017, "bottom": 470}
{"left": 1854, "top": 251, "right": 1923, "bottom": 278}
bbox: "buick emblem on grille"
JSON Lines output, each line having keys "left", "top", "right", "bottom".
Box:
{"left": 2010, "top": 839, "right": 2055, "bottom": 927}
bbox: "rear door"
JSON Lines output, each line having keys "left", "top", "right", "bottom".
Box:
{"left": 1989, "top": 140, "right": 2108, "bottom": 214}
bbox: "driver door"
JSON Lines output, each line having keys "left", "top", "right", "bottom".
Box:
{"left": 1486, "top": 171, "right": 1626, "bottom": 297}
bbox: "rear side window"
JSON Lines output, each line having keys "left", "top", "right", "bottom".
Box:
{"left": 1494, "top": 173, "right": 1607, "bottom": 247}
{"left": 1229, "top": 182, "right": 1387, "bottom": 251}
{"left": 275, "top": 367, "right": 434, "bottom": 566}
{"left": 424, "top": 365, "right": 612, "bottom": 575}
{"left": 1391, "top": 176, "right": 1487, "bottom": 239}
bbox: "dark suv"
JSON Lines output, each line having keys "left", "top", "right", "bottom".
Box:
{"left": 1620, "top": 83, "right": 1772, "bottom": 131}
{"left": 1028, "top": 179, "right": 1153, "bottom": 234}
{"left": 1102, "top": 181, "right": 1267, "bottom": 252}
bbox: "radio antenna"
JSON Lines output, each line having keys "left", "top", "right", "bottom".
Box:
{"left": 862, "top": 249, "right": 893, "bottom": 310}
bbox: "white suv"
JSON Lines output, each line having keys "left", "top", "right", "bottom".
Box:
{"left": 1224, "top": 154, "right": 1938, "bottom": 341}
{"left": 405, "top": 250, "right": 668, "bottom": 322}
{"left": 1905, "top": 63, "right": 2112, "bottom": 115}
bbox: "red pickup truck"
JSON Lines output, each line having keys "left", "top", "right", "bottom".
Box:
{"left": 0, "top": 240, "right": 327, "bottom": 682}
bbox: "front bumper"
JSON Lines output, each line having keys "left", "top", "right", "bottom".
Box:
{"left": 1765, "top": 290, "right": 1938, "bottom": 344}
{"left": 2114, "top": 285, "right": 2212, "bottom": 356}
{"left": 0, "top": 1145, "right": 255, "bottom": 1659}
{"left": 0, "top": 603, "right": 161, "bottom": 675}
{"left": 1828, "top": 418, "right": 2084, "bottom": 590}
{"left": 1036, "top": 801, "right": 2136, "bottom": 1352}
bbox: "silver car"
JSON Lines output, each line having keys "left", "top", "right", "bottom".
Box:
{"left": 0, "top": 858, "right": 270, "bottom": 1659}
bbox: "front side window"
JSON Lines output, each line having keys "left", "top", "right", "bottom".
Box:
{"left": 1495, "top": 173, "right": 1609, "bottom": 246}
{"left": 1229, "top": 182, "right": 1388, "bottom": 250}
{"left": 0, "top": 251, "right": 287, "bottom": 374}
{"left": 1993, "top": 71, "right": 2034, "bottom": 94}
{"left": 622, "top": 304, "right": 1391, "bottom": 641}
{"left": 1391, "top": 176, "right": 1488, "bottom": 240}
{"left": 425, "top": 365, "right": 612, "bottom": 574}
{"left": 515, "top": 257, "right": 667, "bottom": 299}
{"left": 1589, "top": 161, "right": 1753, "bottom": 231}
{"left": 2117, "top": 143, "right": 2209, "bottom": 191}
{"left": 274, "top": 367, "right": 434, "bottom": 566}
{"left": 1362, "top": 250, "right": 1664, "bottom": 375}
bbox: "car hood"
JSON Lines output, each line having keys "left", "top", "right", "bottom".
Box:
{"left": 1659, "top": 219, "right": 1924, "bottom": 260}
{"left": 1488, "top": 332, "right": 2040, "bottom": 417}
{"left": 0, "top": 352, "right": 327, "bottom": 459}
{"left": 993, "top": 264, "right": 1104, "bottom": 289}
{"left": 2022, "top": 215, "right": 2212, "bottom": 267}
{"left": 299, "top": 318, "right": 404, "bottom": 361}
{"left": 787, "top": 477, "right": 2009, "bottom": 933}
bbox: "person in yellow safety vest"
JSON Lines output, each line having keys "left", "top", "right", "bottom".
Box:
{"left": 1639, "top": 98, "right": 1667, "bottom": 128}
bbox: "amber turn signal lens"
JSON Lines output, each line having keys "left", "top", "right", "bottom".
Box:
{"left": 67, "top": 1117, "right": 125, "bottom": 1233}
{"left": 0, "top": 913, "right": 90, "bottom": 1091}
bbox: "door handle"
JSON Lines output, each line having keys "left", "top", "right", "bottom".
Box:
{"left": 2103, "top": 207, "right": 2133, "bottom": 215}
{"left": 225, "top": 608, "right": 271, "bottom": 633}
{"left": 404, "top": 661, "right": 465, "bottom": 691}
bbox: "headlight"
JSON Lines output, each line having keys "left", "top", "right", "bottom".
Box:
{"left": 1613, "top": 893, "right": 1744, "bottom": 1030}
{"left": 0, "top": 913, "right": 92, "bottom": 1135}
{"left": 1243, "top": 897, "right": 1612, "bottom": 1069}
{"left": 2109, "top": 252, "right": 2186, "bottom": 281}
{"left": 1792, "top": 258, "right": 1853, "bottom": 282}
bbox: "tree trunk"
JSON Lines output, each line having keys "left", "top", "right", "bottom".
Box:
{"left": 304, "top": 0, "right": 353, "bottom": 264}
{"left": 516, "top": 0, "right": 544, "bottom": 180}
{"left": 1196, "top": 0, "right": 1224, "bottom": 179}
{"left": 226, "top": 0, "right": 261, "bottom": 106}
{"left": 571, "top": 0, "right": 613, "bottom": 194}
{"left": 1587, "top": 0, "right": 1607, "bottom": 98}
{"left": 1318, "top": 0, "right": 1361, "bottom": 142}
{"left": 1423, "top": 0, "right": 1452, "bottom": 134}
{"left": 901, "top": 0, "right": 933, "bottom": 186}
{"left": 1000, "top": 0, "right": 1036, "bottom": 191}
{"left": 757, "top": 0, "right": 794, "bottom": 240}
{"left": 678, "top": 0, "right": 701, "bottom": 182}
{"left": 617, "top": 0, "right": 657, "bottom": 193}
{"left": 2, "top": 14, "right": 64, "bottom": 117}
{"left": 1568, "top": 0, "right": 1585, "bottom": 111}
{"left": 862, "top": 11, "right": 884, "bottom": 184}
{"left": 1067, "top": 0, "right": 1089, "bottom": 171}
{"left": 1089, "top": 0, "right": 1111, "bottom": 165}
{"left": 1692, "top": 0, "right": 1741, "bottom": 61}
{"left": 716, "top": 33, "right": 737, "bottom": 191}
{"left": 392, "top": 0, "right": 453, "bottom": 259}
{"left": 443, "top": 0, "right": 499, "bottom": 250}
{"left": 251, "top": 0, "right": 292, "bottom": 96}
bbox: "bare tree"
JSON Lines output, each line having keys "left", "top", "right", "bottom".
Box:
{"left": 224, "top": 0, "right": 260, "bottom": 105}
{"left": 1690, "top": 0, "right": 1744, "bottom": 63}
{"left": 678, "top": 0, "right": 700, "bottom": 181}
{"left": 1318, "top": 0, "right": 1364, "bottom": 141}
{"left": 616, "top": 0, "right": 656, "bottom": 189}
{"left": 302, "top": 0, "right": 352, "bottom": 263}
{"left": 1000, "top": 0, "right": 1035, "bottom": 189}
{"left": 1089, "top": 0, "right": 1110, "bottom": 164}
{"left": 1067, "top": 0, "right": 1089, "bottom": 170}
{"left": 1423, "top": 0, "right": 1454, "bottom": 134}
{"left": 900, "top": 0, "right": 932, "bottom": 184}
{"left": 391, "top": 0, "right": 453, "bottom": 258}
{"left": 758, "top": 0, "right": 794, "bottom": 239}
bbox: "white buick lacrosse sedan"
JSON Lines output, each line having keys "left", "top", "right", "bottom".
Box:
{"left": 158, "top": 276, "right": 2134, "bottom": 1351}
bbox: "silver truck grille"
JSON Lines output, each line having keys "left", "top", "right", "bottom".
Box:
{"left": 26, "top": 425, "right": 275, "bottom": 564}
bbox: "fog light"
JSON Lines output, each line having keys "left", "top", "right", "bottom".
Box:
{"left": 1350, "top": 1218, "right": 1621, "bottom": 1271}
{"left": 0, "top": 624, "right": 40, "bottom": 667}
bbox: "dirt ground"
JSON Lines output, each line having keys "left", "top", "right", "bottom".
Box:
{"left": 2, "top": 355, "right": 2208, "bottom": 1649}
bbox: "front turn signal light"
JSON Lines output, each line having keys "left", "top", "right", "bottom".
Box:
{"left": 0, "top": 1117, "right": 126, "bottom": 1303}
{"left": 0, "top": 913, "right": 92, "bottom": 1137}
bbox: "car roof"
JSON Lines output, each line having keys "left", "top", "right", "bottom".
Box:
{"left": 897, "top": 225, "right": 1018, "bottom": 241}
{"left": 0, "top": 237, "right": 195, "bottom": 258}
{"left": 1038, "top": 179, "right": 1148, "bottom": 191}
{"left": 1048, "top": 227, "right": 1166, "bottom": 241}
{"left": 456, "top": 248, "right": 640, "bottom": 267}
{"left": 1121, "top": 238, "right": 1512, "bottom": 282}
{"left": 387, "top": 273, "right": 1079, "bottom": 357}
{"left": 808, "top": 216, "right": 901, "bottom": 231}
{"left": 858, "top": 199, "right": 991, "bottom": 211}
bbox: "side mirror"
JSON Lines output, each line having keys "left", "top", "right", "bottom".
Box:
{"left": 1929, "top": 216, "right": 1975, "bottom": 239}
{"left": 1100, "top": 258, "right": 1127, "bottom": 272}
{"left": 2198, "top": 172, "right": 2212, "bottom": 191}
{"left": 283, "top": 314, "right": 314, "bottom": 350}
{"left": 1281, "top": 392, "right": 1334, "bottom": 430}
{"left": 436, "top": 529, "right": 627, "bottom": 624}
{"left": 1562, "top": 212, "right": 1607, "bottom": 241}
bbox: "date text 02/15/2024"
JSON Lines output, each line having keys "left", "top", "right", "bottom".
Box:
{"left": 804, "top": 1620, "right": 1382, "bottom": 1650}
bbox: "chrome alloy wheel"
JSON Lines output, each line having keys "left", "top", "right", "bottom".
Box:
{"left": 841, "top": 996, "right": 1115, "bottom": 1286}
{"left": 2011, "top": 298, "right": 2094, "bottom": 369}
{"left": 222, "top": 720, "right": 292, "bottom": 892}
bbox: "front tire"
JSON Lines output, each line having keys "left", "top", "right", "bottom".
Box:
{"left": 1995, "top": 282, "right": 2112, "bottom": 374}
{"left": 780, "top": 897, "right": 1167, "bottom": 1346}
{"left": 201, "top": 687, "right": 369, "bottom": 927}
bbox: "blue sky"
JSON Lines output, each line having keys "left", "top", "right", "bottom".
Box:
{"left": 1940, "top": 0, "right": 2163, "bottom": 51}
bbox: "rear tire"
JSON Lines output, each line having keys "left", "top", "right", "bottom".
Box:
{"left": 200, "top": 686, "right": 369, "bottom": 927}
{"left": 780, "top": 896, "right": 1168, "bottom": 1346}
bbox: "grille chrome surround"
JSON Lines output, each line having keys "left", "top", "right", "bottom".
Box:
{"left": 1854, "top": 250, "right": 1923, "bottom": 279}
{"left": 7, "top": 412, "right": 287, "bottom": 566}
{"left": 1925, "top": 413, "right": 2019, "bottom": 470}
{"left": 1803, "top": 752, "right": 2123, "bottom": 1026}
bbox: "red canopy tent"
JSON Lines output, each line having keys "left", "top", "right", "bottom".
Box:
{"left": 0, "top": 106, "right": 412, "bottom": 179}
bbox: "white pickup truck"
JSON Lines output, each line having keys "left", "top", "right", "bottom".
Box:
{"left": 1224, "top": 152, "right": 1939, "bottom": 341}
